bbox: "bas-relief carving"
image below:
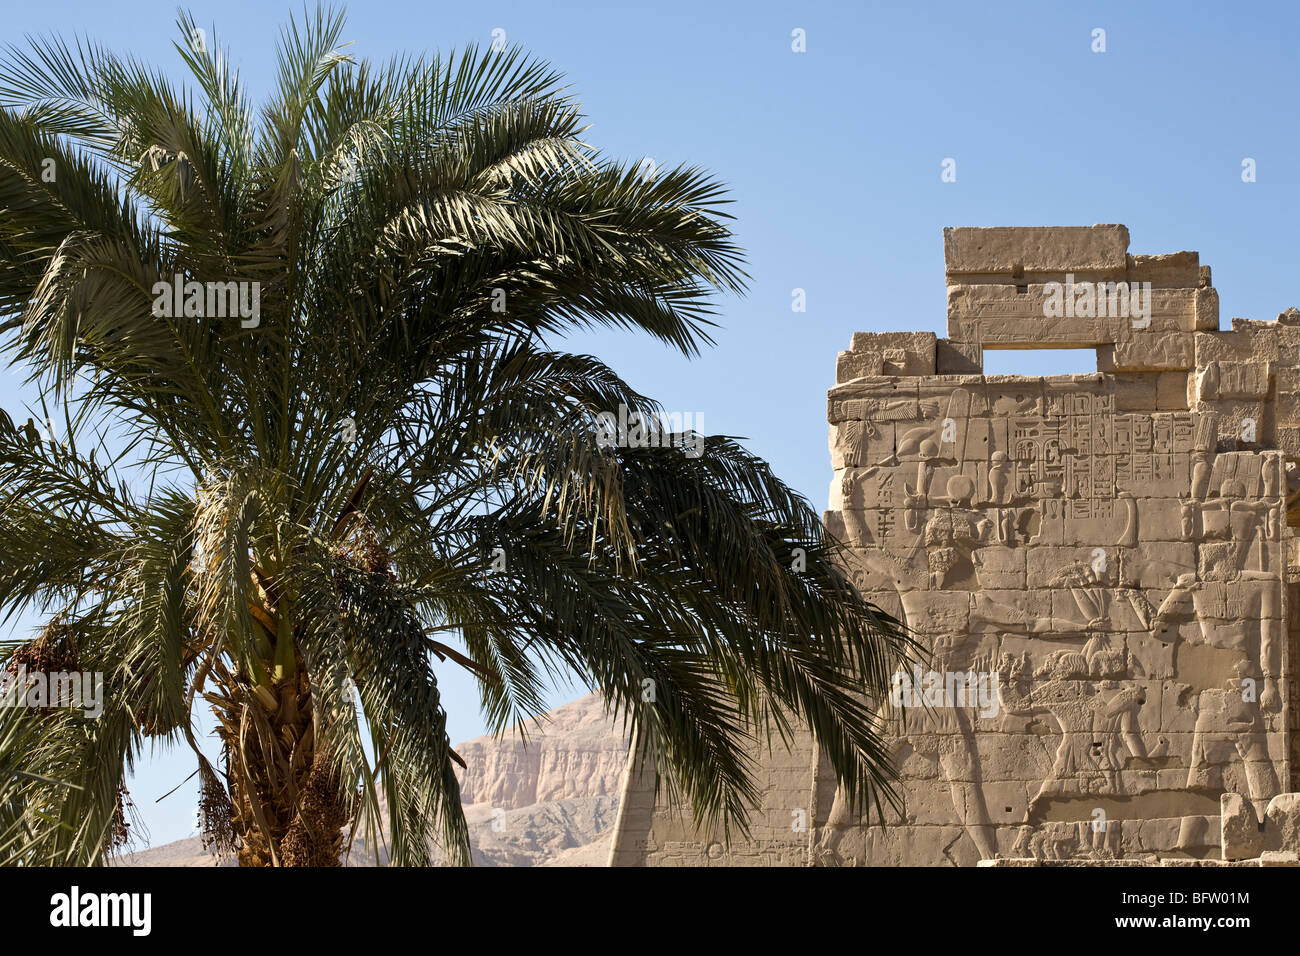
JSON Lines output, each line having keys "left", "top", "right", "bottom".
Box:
{"left": 818, "top": 384, "right": 1287, "bottom": 865}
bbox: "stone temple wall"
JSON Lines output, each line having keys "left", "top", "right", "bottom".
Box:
{"left": 610, "top": 224, "right": 1300, "bottom": 866}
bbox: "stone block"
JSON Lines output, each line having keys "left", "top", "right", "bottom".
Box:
{"left": 943, "top": 225, "right": 1130, "bottom": 277}
{"left": 827, "top": 379, "right": 921, "bottom": 424}
{"left": 1195, "top": 287, "right": 1220, "bottom": 330}
{"left": 1099, "top": 332, "right": 1194, "bottom": 372}
{"left": 1221, "top": 792, "right": 1262, "bottom": 861}
{"left": 835, "top": 350, "right": 882, "bottom": 382}
{"left": 1156, "top": 371, "right": 1190, "bottom": 410}
{"left": 1128, "top": 252, "right": 1201, "bottom": 288}
{"left": 948, "top": 284, "right": 1201, "bottom": 348}
{"left": 1260, "top": 850, "right": 1300, "bottom": 866}
{"left": 846, "top": 331, "right": 937, "bottom": 376}
{"left": 1266, "top": 793, "right": 1300, "bottom": 854}
{"left": 936, "top": 338, "right": 982, "bottom": 374}
{"left": 1114, "top": 374, "right": 1158, "bottom": 411}
{"left": 1196, "top": 361, "right": 1271, "bottom": 401}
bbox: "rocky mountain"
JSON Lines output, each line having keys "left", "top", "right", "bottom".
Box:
{"left": 442, "top": 795, "right": 619, "bottom": 867}
{"left": 454, "top": 690, "right": 630, "bottom": 808}
{"left": 113, "top": 692, "right": 629, "bottom": 867}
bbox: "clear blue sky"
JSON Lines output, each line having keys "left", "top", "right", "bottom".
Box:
{"left": 4, "top": 0, "right": 1299, "bottom": 847}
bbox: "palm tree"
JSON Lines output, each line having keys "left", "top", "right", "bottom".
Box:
{"left": 0, "top": 6, "right": 912, "bottom": 866}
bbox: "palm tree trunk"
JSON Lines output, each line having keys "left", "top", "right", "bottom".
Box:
{"left": 217, "top": 667, "right": 347, "bottom": 866}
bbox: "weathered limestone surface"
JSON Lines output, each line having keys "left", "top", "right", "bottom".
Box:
{"left": 607, "top": 730, "right": 817, "bottom": 866}
{"left": 613, "top": 225, "right": 1300, "bottom": 866}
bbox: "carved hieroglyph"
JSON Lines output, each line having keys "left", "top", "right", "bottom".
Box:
{"left": 611, "top": 225, "right": 1300, "bottom": 866}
